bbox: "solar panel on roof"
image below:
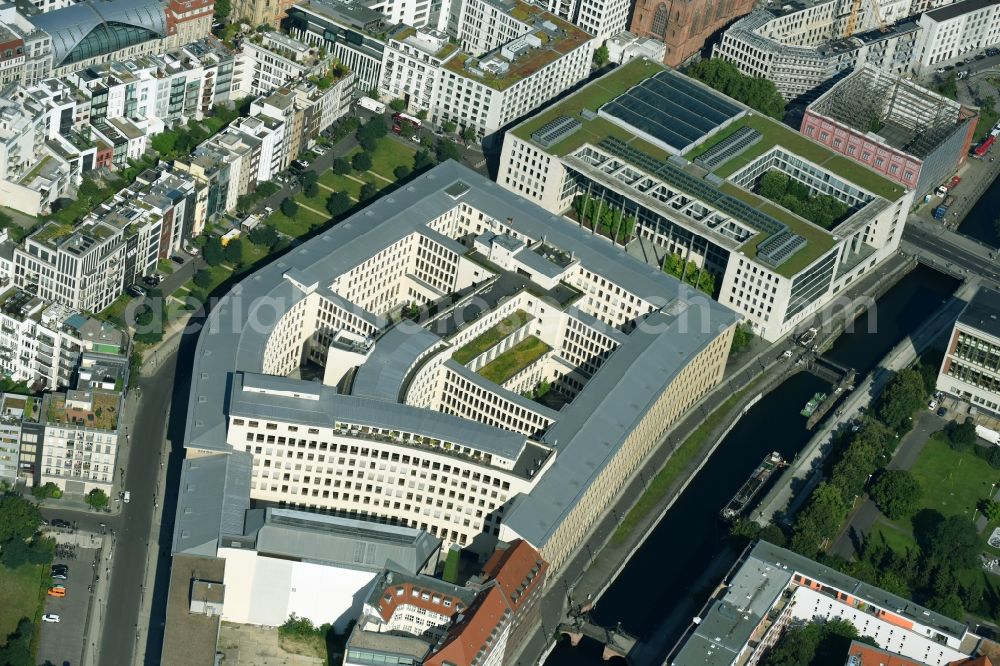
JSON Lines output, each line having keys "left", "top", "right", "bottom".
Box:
{"left": 595, "top": 137, "right": 809, "bottom": 268}
{"left": 599, "top": 70, "right": 744, "bottom": 153}
{"left": 695, "top": 127, "right": 762, "bottom": 171}
{"left": 532, "top": 115, "right": 581, "bottom": 149}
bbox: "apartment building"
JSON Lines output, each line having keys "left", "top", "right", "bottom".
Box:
{"left": 38, "top": 358, "right": 127, "bottom": 494}
{"left": 671, "top": 540, "right": 973, "bottom": 666}
{"left": 0, "top": 85, "right": 85, "bottom": 216}
{"left": 0, "top": 24, "right": 25, "bottom": 86}
{"left": 345, "top": 541, "right": 547, "bottom": 666}
{"left": 0, "top": 288, "right": 125, "bottom": 390}
{"left": 284, "top": 0, "right": 388, "bottom": 94}
{"left": 12, "top": 163, "right": 206, "bottom": 311}
{"left": 937, "top": 287, "right": 1000, "bottom": 415}
{"left": 381, "top": 3, "right": 594, "bottom": 141}
{"left": 172, "top": 161, "right": 737, "bottom": 578}
{"left": 498, "top": 59, "right": 915, "bottom": 342}
{"left": 802, "top": 65, "right": 977, "bottom": 198}
{"left": 67, "top": 38, "right": 240, "bottom": 128}
{"left": 713, "top": 2, "right": 920, "bottom": 101}
{"left": 175, "top": 75, "right": 353, "bottom": 221}
{"left": 238, "top": 30, "right": 332, "bottom": 98}
{"left": 913, "top": 0, "right": 1000, "bottom": 72}
{"left": 533, "top": 0, "right": 629, "bottom": 42}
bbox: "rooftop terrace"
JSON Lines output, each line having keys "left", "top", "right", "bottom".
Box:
{"left": 441, "top": 3, "right": 591, "bottom": 90}
{"left": 45, "top": 390, "right": 120, "bottom": 430}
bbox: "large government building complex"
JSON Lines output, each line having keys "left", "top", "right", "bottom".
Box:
{"left": 172, "top": 161, "right": 739, "bottom": 586}
{"left": 498, "top": 58, "right": 914, "bottom": 341}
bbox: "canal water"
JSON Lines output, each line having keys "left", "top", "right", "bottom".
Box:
{"left": 957, "top": 174, "right": 1000, "bottom": 248}
{"left": 543, "top": 263, "right": 959, "bottom": 666}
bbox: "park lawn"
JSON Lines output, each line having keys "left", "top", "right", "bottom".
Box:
{"left": 240, "top": 240, "right": 270, "bottom": 268}
{"left": 906, "top": 432, "right": 996, "bottom": 521}
{"left": 868, "top": 518, "right": 917, "bottom": 554}
{"left": 368, "top": 139, "right": 416, "bottom": 180}
{"left": 294, "top": 191, "right": 331, "bottom": 216}
{"left": 0, "top": 563, "right": 44, "bottom": 640}
{"left": 319, "top": 173, "right": 363, "bottom": 201}
{"left": 267, "top": 211, "right": 313, "bottom": 238}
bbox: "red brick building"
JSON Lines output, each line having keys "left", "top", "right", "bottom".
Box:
{"left": 629, "top": 0, "right": 755, "bottom": 67}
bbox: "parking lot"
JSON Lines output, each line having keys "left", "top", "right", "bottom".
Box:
{"left": 37, "top": 543, "right": 101, "bottom": 666}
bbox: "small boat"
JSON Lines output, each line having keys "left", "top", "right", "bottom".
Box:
{"left": 721, "top": 452, "right": 787, "bottom": 520}
{"left": 800, "top": 392, "right": 827, "bottom": 417}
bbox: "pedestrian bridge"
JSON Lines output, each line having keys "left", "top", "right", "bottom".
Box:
{"left": 557, "top": 614, "right": 638, "bottom": 662}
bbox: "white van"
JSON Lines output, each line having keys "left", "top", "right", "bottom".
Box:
{"left": 123, "top": 491, "right": 131, "bottom": 504}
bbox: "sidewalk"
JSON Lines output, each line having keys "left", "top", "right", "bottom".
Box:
{"left": 82, "top": 533, "right": 113, "bottom": 666}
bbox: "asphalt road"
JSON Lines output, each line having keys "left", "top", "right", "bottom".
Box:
{"left": 903, "top": 223, "right": 1000, "bottom": 283}
{"left": 96, "top": 344, "right": 180, "bottom": 666}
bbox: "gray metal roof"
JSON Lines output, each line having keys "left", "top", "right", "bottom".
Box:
{"left": 673, "top": 540, "right": 969, "bottom": 665}
{"left": 230, "top": 372, "right": 530, "bottom": 462}
{"left": 29, "top": 0, "right": 167, "bottom": 68}
{"left": 176, "top": 161, "right": 738, "bottom": 558}
{"left": 247, "top": 508, "right": 440, "bottom": 574}
{"left": 503, "top": 298, "right": 735, "bottom": 546}
{"left": 512, "top": 245, "right": 565, "bottom": 278}
{"left": 351, "top": 323, "right": 442, "bottom": 401}
{"left": 958, "top": 286, "right": 1000, "bottom": 341}
{"left": 749, "top": 541, "right": 968, "bottom": 639}
{"left": 171, "top": 452, "right": 251, "bottom": 556}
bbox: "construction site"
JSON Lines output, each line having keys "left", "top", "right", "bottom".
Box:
{"left": 801, "top": 64, "right": 977, "bottom": 197}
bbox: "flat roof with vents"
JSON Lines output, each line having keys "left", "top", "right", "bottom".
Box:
{"left": 599, "top": 69, "right": 744, "bottom": 155}
{"left": 531, "top": 115, "right": 581, "bottom": 148}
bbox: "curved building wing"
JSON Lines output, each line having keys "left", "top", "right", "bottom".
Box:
{"left": 28, "top": 0, "right": 167, "bottom": 68}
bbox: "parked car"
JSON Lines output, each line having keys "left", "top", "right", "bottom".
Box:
{"left": 928, "top": 399, "right": 938, "bottom": 410}
{"left": 123, "top": 490, "right": 131, "bottom": 503}
{"left": 52, "top": 564, "right": 68, "bottom": 572}
{"left": 51, "top": 519, "right": 71, "bottom": 529}
{"left": 976, "top": 53, "right": 987, "bottom": 60}
{"left": 170, "top": 255, "right": 185, "bottom": 265}
{"left": 126, "top": 285, "right": 146, "bottom": 297}
{"left": 937, "top": 406, "right": 948, "bottom": 417}
{"left": 142, "top": 276, "right": 158, "bottom": 287}
{"left": 263, "top": 206, "right": 274, "bottom": 217}
{"left": 42, "top": 614, "right": 60, "bottom": 623}
{"left": 313, "top": 146, "right": 326, "bottom": 155}
{"left": 988, "top": 48, "right": 1000, "bottom": 57}
{"left": 47, "top": 587, "right": 65, "bottom": 597}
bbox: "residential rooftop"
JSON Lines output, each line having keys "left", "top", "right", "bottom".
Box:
{"left": 43, "top": 389, "right": 121, "bottom": 430}
{"left": 434, "top": 2, "right": 591, "bottom": 90}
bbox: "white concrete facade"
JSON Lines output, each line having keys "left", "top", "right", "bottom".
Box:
{"left": 913, "top": 0, "right": 1000, "bottom": 72}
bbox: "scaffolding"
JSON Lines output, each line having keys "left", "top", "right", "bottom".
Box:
{"left": 809, "top": 64, "right": 962, "bottom": 159}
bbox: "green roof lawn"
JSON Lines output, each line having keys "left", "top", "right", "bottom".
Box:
{"left": 718, "top": 183, "right": 838, "bottom": 278}
{"left": 702, "top": 114, "right": 905, "bottom": 201}
{"left": 511, "top": 58, "right": 667, "bottom": 156}
{"left": 511, "top": 62, "right": 897, "bottom": 277}
{"left": 452, "top": 310, "right": 531, "bottom": 365}
{"left": 478, "top": 335, "right": 551, "bottom": 385}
